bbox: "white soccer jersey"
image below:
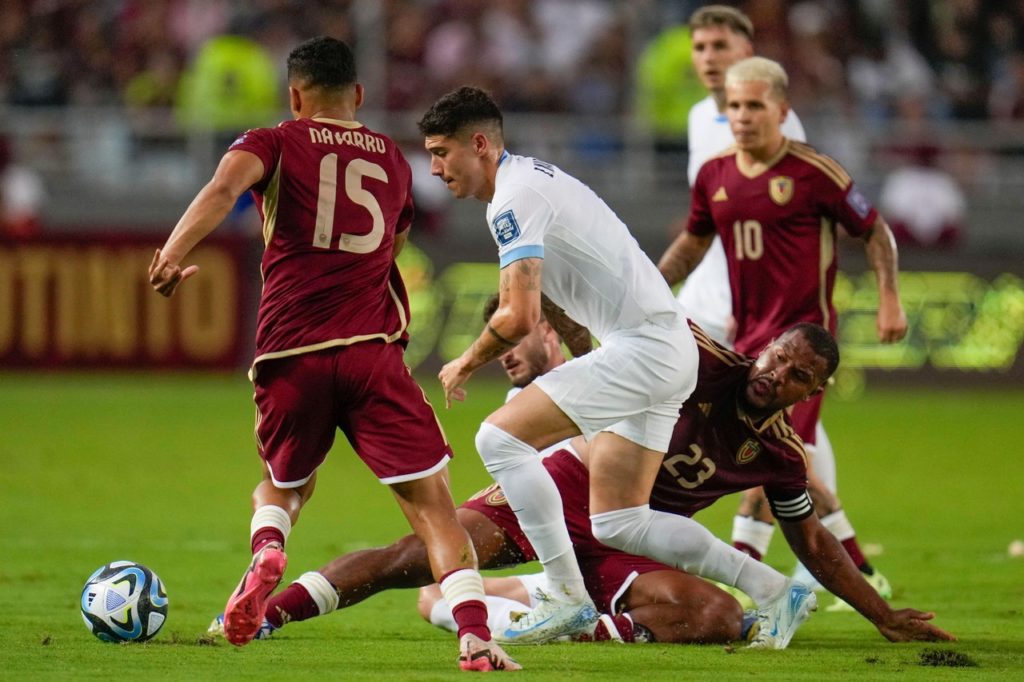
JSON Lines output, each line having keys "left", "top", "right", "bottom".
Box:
{"left": 679, "top": 96, "right": 806, "bottom": 344}
{"left": 487, "top": 152, "right": 686, "bottom": 341}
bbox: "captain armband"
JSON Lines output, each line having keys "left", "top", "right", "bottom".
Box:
{"left": 767, "top": 490, "right": 814, "bottom": 522}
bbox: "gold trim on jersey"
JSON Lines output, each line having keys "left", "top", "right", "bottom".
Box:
{"left": 311, "top": 117, "right": 363, "bottom": 129}
{"left": 766, "top": 417, "right": 808, "bottom": 466}
{"left": 769, "top": 176, "right": 794, "bottom": 205}
{"left": 819, "top": 217, "right": 833, "bottom": 329}
{"left": 690, "top": 322, "right": 748, "bottom": 367}
{"left": 735, "top": 139, "right": 791, "bottom": 179}
{"left": 261, "top": 155, "right": 283, "bottom": 247}
{"left": 788, "top": 142, "right": 851, "bottom": 189}
{"left": 247, "top": 281, "right": 411, "bottom": 380}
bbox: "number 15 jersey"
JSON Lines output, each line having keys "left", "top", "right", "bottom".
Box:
{"left": 230, "top": 118, "right": 414, "bottom": 367}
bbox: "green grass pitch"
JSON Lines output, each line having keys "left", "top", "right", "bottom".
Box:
{"left": 2, "top": 372, "right": 1022, "bottom": 679}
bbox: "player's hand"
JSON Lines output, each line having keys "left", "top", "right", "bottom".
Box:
{"left": 876, "top": 299, "right": 907, "bottom": 343}
{"left": 877, "top": 608, "right": 956, "bottom": 642}
{"left": 148, "top": 249, "right": 199, "bottom": 297}
{"left": 438, "top": 358, "right": 472, "bottom": 408}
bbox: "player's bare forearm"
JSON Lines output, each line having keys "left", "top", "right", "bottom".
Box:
{"left": 541, "top": 294, "right": 592, "bottom": 357}
{"left": 658, "top": 231, "right": 713, "bottom": 287}
{"left": 864, "top": 216, "right": 908, "bottom": 342}
{"left": 781, "top": 517, "right": 891, "bottom": 624}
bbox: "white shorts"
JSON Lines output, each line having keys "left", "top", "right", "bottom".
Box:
{"left": 533, "top": 323, "right": 698, "bottom": 452}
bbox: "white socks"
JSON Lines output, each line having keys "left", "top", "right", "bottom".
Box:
{"left": 295, "top": 571, "right": 339, "bottom": 615}
{"left": 591, "top": 504, "right": 787, "bottom": 607}
{"left": 820, "top": 509, "right": 855, "bottom": 542}
{"left": 810, "top": 422, "right": 837, "bottom": 493}
{"left": 251, "top": 504, "right": 291, "bottom": 544}
{"left": 732, "top": 515, "right": 776, "bottom": 557}
{"left": 429, "top": 594, "right": 527, "bottom": 634}
{"left": 475, "top": 423, "right": 587, "bottom": 600}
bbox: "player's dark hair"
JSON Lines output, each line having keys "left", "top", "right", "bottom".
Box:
{"left": 287, "top": 36, "right": 357, "bottom": 90}
{"left": 482, "top": 293, "right": 501, "bottom": 323}
{"left": 418, "top": 86, "right": 503, "bottom": 139}
{"left": 789, "top": 323, "right": 840, "bottom": 378}
{"left": 689, "top": 4, "right": 754, "bottom": 41}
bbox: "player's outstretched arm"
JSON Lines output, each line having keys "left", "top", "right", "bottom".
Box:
{"left": 862, "top": 215, "right": 907, "bottom": 343}
{"left": 149, "top": 150, "right": 264, "bottom": 297}
{"left": 657, "top": 231, "right": 714, "bottom": 288}
{"left": 439, "top": 257, "right": 543, "bottom": 406}
{"left": 876, "top": 608, "right": 956, "bottom": 642}
{"left": 780, "top": 514, "right": 954, "bottom": 641}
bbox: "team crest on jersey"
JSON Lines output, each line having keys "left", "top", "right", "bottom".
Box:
{"left": 769, "top": 176, "right": 794, "bottom": 205}
{"left": 493, "top": 210, "right": 521, "bottom": 245}
{"left": 736, "top": 439, "right": 762, "bottom": 464}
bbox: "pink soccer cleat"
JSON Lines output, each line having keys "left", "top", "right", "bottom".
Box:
{"left": 223, "top": 544, "right": 287, "bottom": 646}
{"left": 458, "top": 633, "right": 522, "bottom": 672}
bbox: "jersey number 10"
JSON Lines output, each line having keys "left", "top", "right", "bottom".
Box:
{"left": 732, "top": 219, "right": 764, "bottom": 261}
{"left": 313, "top": 154, "right": 389, "bottom": 253}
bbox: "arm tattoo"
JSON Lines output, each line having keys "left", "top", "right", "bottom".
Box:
{"left": 541, "top": 294, "right": 593, "bottom": 357}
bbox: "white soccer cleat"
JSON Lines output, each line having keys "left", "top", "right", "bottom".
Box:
{"left": 748, "top": 580, "right": 817, "bottom": 649}
{"left": 494, "top": 589, "right": 597, "bottom": 645}
{"left": 825, "top": 569, "right": 892, "bottom": 613}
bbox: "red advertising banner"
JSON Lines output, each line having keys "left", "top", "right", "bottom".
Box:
{"left": 0, "top": 233, "right": 255, "bottom": 369}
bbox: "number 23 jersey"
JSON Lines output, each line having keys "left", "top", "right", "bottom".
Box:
{"left": 686, "top": 139, "right": 877, "bottom": 356}
{"left": 230, "top": 118, "right": 414, "bottom": 365}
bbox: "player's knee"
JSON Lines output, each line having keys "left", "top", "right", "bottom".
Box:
{"left": 416, "top": 584, "right": 442, "bottom": 623}
{"left": 475, "top": 422, "right": 531, "bottom": 474}
{"left": 590, "top": 506, "right": 652, "bottom": 555}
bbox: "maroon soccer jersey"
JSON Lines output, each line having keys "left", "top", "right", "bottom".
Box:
{"left": 229, "top": 118, "right": 415, "bottom": 365}
{"left": 687, "top": 140, "right": 877, "bottom": 356}
{"left": 649, "top": 323, "right": 813, "bottom": 521}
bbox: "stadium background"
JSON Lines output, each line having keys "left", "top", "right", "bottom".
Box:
{"left": 0, "top": 0, "right": 1021, "bottom": 390}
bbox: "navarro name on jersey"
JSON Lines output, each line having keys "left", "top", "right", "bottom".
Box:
{"left": 307, "top": 126, "right": 387, "bottom": 154}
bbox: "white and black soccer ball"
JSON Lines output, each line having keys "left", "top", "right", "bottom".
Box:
{"left": 80, "top": 561, "right": 168, "bottom": 642}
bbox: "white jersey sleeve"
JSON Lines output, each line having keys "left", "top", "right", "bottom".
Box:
{"left": 487, "top": 152, "right": 686, "bottom": 341}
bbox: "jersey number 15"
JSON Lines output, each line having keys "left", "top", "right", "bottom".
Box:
{"left": 313, "top": 154, "right": 389, "bottom": 253}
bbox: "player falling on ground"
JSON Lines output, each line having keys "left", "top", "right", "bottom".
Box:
{"left": 420, "top": 86, "right": 812, "bottom": 644}
{"left": 666, "top": 6, "right": 888, "bottom": 606}
{"left": 210, "top": 322, "right": 954, "bottom": 648}
{"left": 148, "top": 37, "right": 517, "bottom": 672}
{"left": 659, "top": 54, "right": 907, "bottom": 606}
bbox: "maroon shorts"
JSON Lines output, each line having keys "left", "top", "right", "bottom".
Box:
{"left": 789, "top": 391, "right": 824, "bottom": 445}
{"left": 253, "top": 342, "right": 452, "bottom": 486}
{"left": 461, "top": 450, "right": 673, "bottom": 613}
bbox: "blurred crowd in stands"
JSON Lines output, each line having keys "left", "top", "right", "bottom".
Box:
{"left": 3, "top": 0, "right": 1020, "bottom": 247}
{"left": 3, "top": 0, "right": 1022, "bottom": 121}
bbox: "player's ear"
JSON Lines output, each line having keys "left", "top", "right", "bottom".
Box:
{"left": 289, "top": 85, "right": 302, "bottom": 118}
{"left": 779, "top": 100, "right": 791, "bottom": 124}
{"left": 353, "top": 83, "right": 365, "bottom": 109}
{"left": 471, "top": 131, "right": 489, "bottom": 156}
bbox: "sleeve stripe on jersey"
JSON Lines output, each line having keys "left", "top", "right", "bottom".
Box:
{"left": 768, "top": 491, "right": 814, "bottom": 521}
{"left": 789, "top": 143, "right": 851, "bottom": 189}
{"left": 768, "top": 420, "right": 809, "bottom": 465}
{"left": 689, "top": 323, "right": 748, "bottom": 367}
{"left": 499, "top": 244, "right": 544, "bottom": 268}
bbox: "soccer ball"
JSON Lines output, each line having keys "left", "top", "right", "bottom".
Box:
{"left": 80, "top": 561, "right": 168, "bottom": 642}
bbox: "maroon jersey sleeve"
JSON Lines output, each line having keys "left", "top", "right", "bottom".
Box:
{"left": 237, "top": 119, "right": 416, "bottom": 365}
{"left": 686, "top": 161, "right": 718, "bottom": 237}
{"left": 229, "top": 127, "right": 281, "bottom": 191}
{"left": 804, "top": 147, "right": 878, "bottom": 238}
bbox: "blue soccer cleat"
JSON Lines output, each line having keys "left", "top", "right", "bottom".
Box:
{"left": 495, "top": 588, "right": 597, "bottom": 645}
